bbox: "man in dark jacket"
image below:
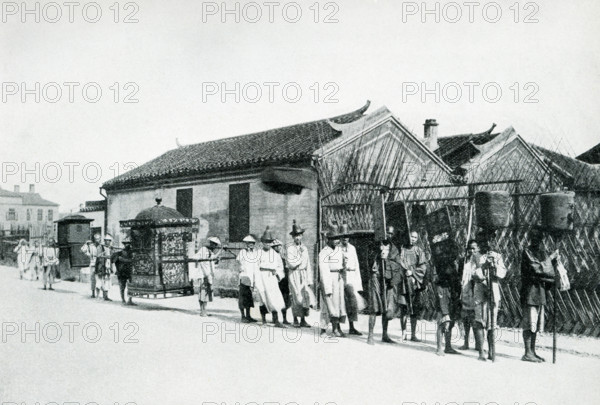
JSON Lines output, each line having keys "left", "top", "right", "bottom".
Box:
{"left": 398, "top": 231, "right": 428, "bottom": 342}
{"left": 367, "top": 226, "right": 402, "bottom": 345}
{"left": 520, "top": 227, "right": 558, "bottom": 362}
{"left": 112, "top": 239, "right": 135, "bottom": 305}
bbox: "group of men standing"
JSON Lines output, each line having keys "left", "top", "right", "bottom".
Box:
{"left": 14, "top": 237, "right": 59, "bottom": 290}
{"left": 81, "top": 233, "right": 135, "bottom": 305}
{"left": 230, "top": 219, "right": 559, "bottom": 364}
{"left": 236, "top": 221, "right": 316, "bottom": 328}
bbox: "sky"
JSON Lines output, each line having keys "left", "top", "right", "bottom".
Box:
{"left": 1, "top": 0, "right": 599, "bottom": 211}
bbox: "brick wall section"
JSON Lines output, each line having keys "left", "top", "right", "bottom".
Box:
{"left": 106, "top": 168, "right": 318, "bottom": 292}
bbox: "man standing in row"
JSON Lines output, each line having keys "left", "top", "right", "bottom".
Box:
{"left": 458, "top": 239, "right": 480, "bottom": 351}
{"left": 433, "top": 251, "right": 461, "bottom": 356}
{"left": 319, "top": 224, "right": 346, "bottom": 337}
{"left": 286, "top": 220, "right": 314, "bottom": 328}
{"left": 367, "top": 226, "right": 402, "bottom": 345}
{"left": 42, "top": 238, "right": 59, "bottom": 291}
{"left": 113, "top": 238, "right": 135, "bottom": 305}
{"left": 472, "top": 232, "right": 507, "bottom": 361}
{"left": 340, "top": 222, "right": 363, "bottom": 336}
{"left": 190, "top": 236, "right": 222, "bottom": 316}
{"left": 96, "top": 234, "right": 114, "bottom": 301}
{"left": 520, "top": 227, "right": 557, "bottom": 363}
{"left": 272, "top": 239, "right": 292, "bottom": 325}
{"left": 81, "top": 233, "right": 101, "bottom": 298}
{"left": 255, "top": 227, "right": 286, "bottom": 327}
{"left": 237, "top": 235, "right": 258, "bottom": 323}
{"left": 398, "top": 231, "right": 427, "bottom": 342}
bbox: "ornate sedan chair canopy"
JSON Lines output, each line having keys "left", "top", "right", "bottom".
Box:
{"left": 120, "top": 198, "right": 199, "bottom": 298}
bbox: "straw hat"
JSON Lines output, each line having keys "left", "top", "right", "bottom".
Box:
{"left": 206, "top": 236, "right": 222, "bottom": 246}
{"left": 242, "top": 235, "right": 256, "bottom": 243}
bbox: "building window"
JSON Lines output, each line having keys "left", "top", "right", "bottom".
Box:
{"left": 229, "top": 183, "right": 250, "bottom": 242}
{"left": 176, "top": 188, "right": 193, "bottom": 218}
{"left": 26, "top": 209, "right": 31, "bottom": 221}
{"left": 7, "top": 209, "right": 17, "bottom": 221}
{"left": 47, "top": 209, "right": 53, "bottom": 221}
{"left": 38, "top": 209, "right": 43, "bottom": 221}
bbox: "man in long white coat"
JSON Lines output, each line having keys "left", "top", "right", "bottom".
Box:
{"left": 254, "top": 227, "right": 286, "bottom": 327}
{"left": 319, "top": 224, "right": 346, "bottom": 337}
{"left": 190, "top": 236, "right": 222, "bottom": 316}
{"left": 286, "top": 220, "right": 315, "bottom": 328}
{"left": 13, "top": 239, "right": 30, "bottom": 280}
{"left": 339, "top": 222, "right": 364, "bottom": 336}
{"left": 95, "top": 234, "right": 114, "bottom": 301}
{"left": 237, "top": 235, "right": 259, "bottom": 323}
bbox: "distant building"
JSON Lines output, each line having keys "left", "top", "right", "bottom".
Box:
{"left": 77, "top": 200, "right": 106, "bottom": 238}
{"left": 0, "top": 184, "right": 59, "bottom": 237}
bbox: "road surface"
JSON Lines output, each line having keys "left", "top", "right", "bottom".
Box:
{"left": 1, "top": 265, "right": 599, "bottom": 405}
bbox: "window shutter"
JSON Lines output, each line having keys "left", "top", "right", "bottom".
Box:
{"left": 229, "top": 183, "right": 250, "bottom": 242}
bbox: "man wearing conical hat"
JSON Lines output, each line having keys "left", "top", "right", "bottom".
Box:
{"left": 319, "top": 222, "right": 347, "bottom": 337}
{"left": 237, "top": 235, "right": 258, "bottom": 323}
{"left": 286, "top": 220, "right": 315, "bottom": 328}
{"left": 190, "top": 236, "right": 222, "bottom": 316}
{"left": 254, "top": 227, "right": 286, "bottom": 327}
{"left": 339, "top": 221, "right": 364, "bottom": 336}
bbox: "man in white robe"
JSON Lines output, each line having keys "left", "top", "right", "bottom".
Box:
{"left": 319, "top": 225, "right": 346, "bottom": 337}
{"left": 237, "top": 235, "right": 259, "bottom": 323}
{"left": 254, "top": 227, "right": 286, "bottom": 327}
{"left": 190, "top": 236, "right": 222, "bottom": 316}
{"left": 286, "top": 220, "right": 315, "bottom": 328}
{"left": 340, "top": 226, "right": 364, "bottom": 336}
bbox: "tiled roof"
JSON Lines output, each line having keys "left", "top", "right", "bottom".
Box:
{"left": 435, "top": 124, "right": 499, "bottom": 168}
{"left": 533, "top": 145, "right": 600, "bottom": 189}
{"left": 103, "top": 102, "right": 371, "bottom": 191}
{"left": 0, "top": 187, "right": 21, "bottom": 198}
{"left": 19, "top": 193, "right": 59, "bottom": 206}
{"left": 79, "top": 200, "right": 106, "bottom": 212}
{"left": 435, "top": 129, "right": 600, "bottom": 190}
{"left": 577, "top": 143, "right": 600, "bottom": 164}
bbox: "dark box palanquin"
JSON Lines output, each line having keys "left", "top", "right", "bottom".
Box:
{"left": 120, "top": 199, "right": 199, "bottom": 298}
